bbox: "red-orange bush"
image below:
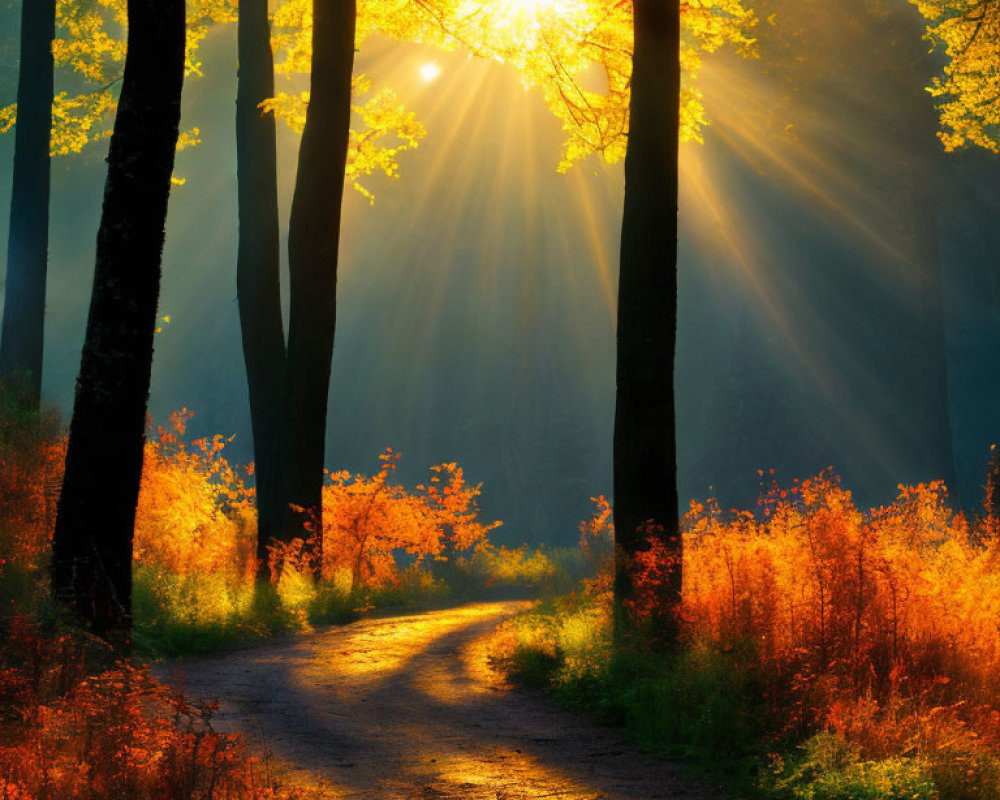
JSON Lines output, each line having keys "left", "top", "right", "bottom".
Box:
{"left": 0, "top": 409, "right": 64, "bottom": 607}
{"left": 563, "top": 472, "right": 1000, "bottom": 770}
{"left": 0, "top": 617, "right": 304, "bottom": 800}
{"left": 679, "top": 471, "right": 1000, "bottom": 754}
{"left": 316, "top": 448, "right": 500, "bottom": 589}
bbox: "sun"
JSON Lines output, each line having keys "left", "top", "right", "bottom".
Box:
{"left": 419, "top": 61, "right": 443, "bottom": 83}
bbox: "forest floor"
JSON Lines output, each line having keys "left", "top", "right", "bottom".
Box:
{"left": 154, "top": 601, "right": 728, "bottom": 800}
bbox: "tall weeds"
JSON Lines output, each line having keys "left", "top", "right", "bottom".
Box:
{"left": 491, "top": 473, "right": 1000, "bottom": 798}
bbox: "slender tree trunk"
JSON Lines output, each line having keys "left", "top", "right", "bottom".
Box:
{"left": 236, "top": 0, "right": 286, "bottom": 574}
{"left": 278, "top": 0, "right": 356, "bottom": 549}
{"left": 0, "top": 0, "right": 56, "bottom": 411}
{"left": 613, "top": 0, "right": 681, "bottom": 647}
{"left": 51, "top": 0, "right": 186, "bottom": 650}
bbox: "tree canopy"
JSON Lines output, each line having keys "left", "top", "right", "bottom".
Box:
{"left": 3, "top": 0, "right": 757, "bottom": 177}
{"left": 275, "top": 0, "right": 756, "bottom": 170}
{"left": 1, "top": 0, "right": 425, "bottom": 195}
{"left": 1, "top": 0, "right": 233, "bottom": 157}
{"left": 910, "top": 0, "right": 999, "bottom": 153}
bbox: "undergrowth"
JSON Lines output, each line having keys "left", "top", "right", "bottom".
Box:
{"left": 0, "top": 395, "right": 310, "bottom": 799}
{"left": 0, "top": 400, "right": 557, "bottom": 661}
{"left": 487, "top": 475, "right": 1000, "bottom": 799}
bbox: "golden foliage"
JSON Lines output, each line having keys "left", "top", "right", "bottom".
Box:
{"left": 4, "top": 0, "right": 427, "bottom": 194}
{"left": 261, "top": 76, "right": 426, "bottom": 202}
{"left": 134, "top": 409, "right": 256, "bottom": 582}
{"left": 277, "top": 0, "right": 756, "bottom": 170}
{"left": 3, "top": 0, "right": 238, "bottom": 158}
{"left": 270, "top": 0, "right": 432, "bottom": 200}
{"left": 909, "top": 0, "right": 999, "bottom": 152}
{"left": 6, "top": 0, "right": 754, "bottom": 179}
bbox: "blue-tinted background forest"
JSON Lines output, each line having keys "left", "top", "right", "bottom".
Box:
{"left": 1, "top": 0, "right": 999, "bottom": 545}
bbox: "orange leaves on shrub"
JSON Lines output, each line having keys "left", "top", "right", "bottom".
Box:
{"left": 622, "top": 523, "right": 682, "bottom": 629}
{"left": 134, "top": 410, "right": 256, "bottom": 581}
{"left": 570, "top": 473, "right": 1000, "bottom": 756}
{"left": 0, "top": 417, "right": 65, "bottom": 581}
{"left": 678, "top": 472, "right": 1000, "bottom": 745}
{"left": 319, "top": 448, "right": 500, "bottom": 588}
{"left": 0, "top": 618, "right": 304, "bottom": 800}
{"left": 577, "top": 496, "right": 613, "bottom": 600}
{"left": 419, "top": 460, "right": 501, "bottom": 553}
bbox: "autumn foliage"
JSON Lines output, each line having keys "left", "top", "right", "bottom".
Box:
{"left": 0, "top": 406, "right": 64, "bottom": 608}
{"left": 313, "top": 448, "right": 501, "bottom": 588}
{"left": 0, "top": 404, "right": 509, "bottom": 796}
{"left": 492, "top": 471, "right": 1000, "bottom": 796}
{"left": 0, "top": 404, "right": 504, "bottom": 647}
{"left": 909, "top": 0, "right": 1000, "bottom": 154}
{"left": 681, "top": 474, "right": 986, "bottom": 735}
{"left": 136, "top": 411, "right": 257, "bottom": 581}
{"left": 681, "top": 471, "right": 1000, "bottom": 781}
{"left": 0, "top": 407, "right": 306, "bottom": 798}
{"left": 0, "top": 617, "right": 306, "bottom": 800}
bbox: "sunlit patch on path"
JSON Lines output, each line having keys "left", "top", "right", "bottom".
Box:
{"left": 155, "top": 601, "right": 726, "bottom": 799}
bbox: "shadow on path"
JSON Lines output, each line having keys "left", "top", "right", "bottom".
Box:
{"left": 155, "top": 602, "right": 729, "bottom": 800}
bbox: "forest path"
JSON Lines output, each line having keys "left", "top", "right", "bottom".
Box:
{"left": 155, "top": 601, "right": 727, "bottom": 800}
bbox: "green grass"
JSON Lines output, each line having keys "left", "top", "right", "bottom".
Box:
{"left": 132, "top": 563, "right": 457, "bottom": 659}
{"left": 490, "top": 592, "right": 1000, "bottom": 800}
{"left": 761, "top": 734, "right": 938, "bottom": 800}
{"left": 132, "top": 568, "right": 301, "bottom": 658}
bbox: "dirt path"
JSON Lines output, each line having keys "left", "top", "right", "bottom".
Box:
{"left": 154, "top": 602, "right": 729, "bottom": 800}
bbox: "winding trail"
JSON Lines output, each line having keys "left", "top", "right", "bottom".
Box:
{"left": 155, "top": 601, "right": 728, "bottom": 800}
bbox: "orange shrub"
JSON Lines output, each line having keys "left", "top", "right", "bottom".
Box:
{"left": 0, "top": 616, "right": 305, "bottom": 800}
{"left": 564, "top": 473, "right": 1000, "bottom": 767}
{"left": 134, "top": 409, "right": 256, "bottom": 582}
{"left": 0, "top": 409, "right": 64, "bottom": 605}
{"left": 0, "top": 407, "right": 257, "bottom": 616}
{"left": 317, "top": 448, "right": 500, "bottom": 589}
{"left": 680, "top": 471, "right": 1000, "bottom": 748}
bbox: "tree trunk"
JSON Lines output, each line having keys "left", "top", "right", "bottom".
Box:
{"left": 278, "top": 0, "right": 356, "bottom": 549}
{"left": 236, "top": 0, "right": 287, "bottom": 574}
{"left": 613, "top": 0, "right": 681, "bottom": 647}
{"left": 0, "top": 0, "right": 56, "bottom": 412}
{"left": 51, "top": 0, "right": 186, "bottom": 650}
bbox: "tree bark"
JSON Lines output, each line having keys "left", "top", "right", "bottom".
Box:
{"left": 236, "top": 0, "right": 287, "bottom": 573}
{"left": 51, "top": 0, "right": 186, "bottom": 650}
{"left": 613, "top": 0, "right": 682, "bottom": 647}
{"left": 278, "top": 0, "right": 356, "bottom": 548}
{"left": 0, "top": 0, "right": 56, "bottom": 411}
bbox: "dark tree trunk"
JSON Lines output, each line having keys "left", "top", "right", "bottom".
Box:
{"left": 236, "top": 0, "right": 286, "bottom": 573}
{"left": 0, "top": 0, "right": 56, "bottom": 411}
{"left": 277, "top": 0, "right": 356, "bottom": 548}
{"left": 51, "top": 0, "right": 186, "bottom": 650}
{"left": 613, "top": 0, "right": 681, "bottom": 647}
